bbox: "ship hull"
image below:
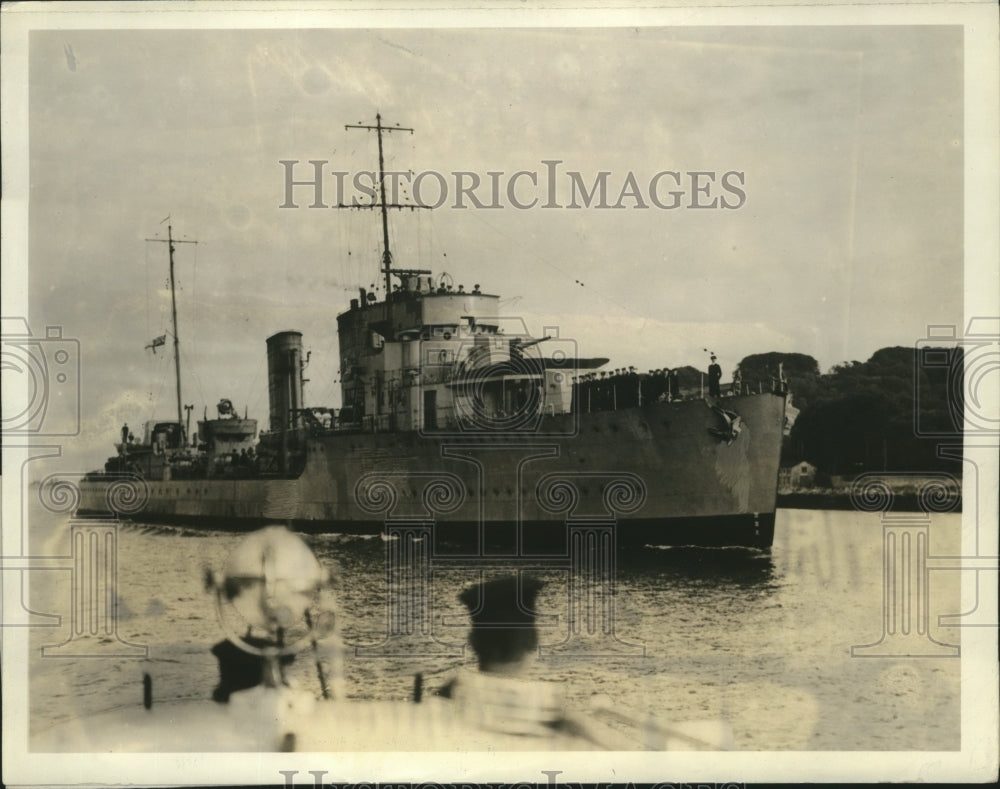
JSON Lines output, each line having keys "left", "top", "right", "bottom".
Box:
{"left": 77, "top": 393, "right": 785, "bottom": 548}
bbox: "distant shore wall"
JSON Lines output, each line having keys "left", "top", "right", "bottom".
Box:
{"left": 777, "top": 474, "right": 963, "bottom": 511}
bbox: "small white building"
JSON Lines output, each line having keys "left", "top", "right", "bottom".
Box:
{"left": 779, "top": 460, "right": 818, "bottom": 490}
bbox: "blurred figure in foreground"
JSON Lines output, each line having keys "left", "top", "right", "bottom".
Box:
{"left": 438, "top": 574, "right": 624, "bottom": 744}
{"left": 206, "top": 526, "right": 339, "bottom": 703}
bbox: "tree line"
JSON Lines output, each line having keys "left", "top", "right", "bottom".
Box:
{"left": 736, "top": 347, "right": 963, "bottom": 477}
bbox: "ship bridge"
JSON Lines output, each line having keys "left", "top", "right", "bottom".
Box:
{"left": 336, "top": 276, "right": 503, "bottom": 344}
{"left": 334, "top": 273, "right": 577, "bottom": 433}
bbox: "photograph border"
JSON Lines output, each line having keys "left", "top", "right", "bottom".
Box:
{"left": 2, "top": 1, "right": 998, "bottom": 785}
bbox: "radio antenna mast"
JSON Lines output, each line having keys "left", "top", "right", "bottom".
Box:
{"left": 344, "top": 113, "right": 430, "bottom": 296}
{"left": 146, "top": 223, "right": 198, "bottom": 444}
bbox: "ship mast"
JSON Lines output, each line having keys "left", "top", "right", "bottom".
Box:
{"left": 344, "top": 113, "right": 429, "bottom": 295}
{"left": 147, "top": 223, "right": 197, "bottom": 444}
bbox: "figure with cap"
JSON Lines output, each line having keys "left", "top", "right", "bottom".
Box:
{"left": 436, "top": 574, "right": 633, "bottom": 747}
{"left": 436, "top": 574, "right": 557, "bottom": 733}
{"left": 460, "top": 574, "right": 544, "bottom": 675}
{"left": 707, "top": 354, "right": 722, "bottom": 398}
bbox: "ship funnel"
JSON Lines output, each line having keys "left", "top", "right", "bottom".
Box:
{"left": 266, "top": 331, "right": 304, "bottom": 434}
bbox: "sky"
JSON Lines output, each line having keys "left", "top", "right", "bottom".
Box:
{"left": 21, "top": 24, "right": 967, "bottom": 468}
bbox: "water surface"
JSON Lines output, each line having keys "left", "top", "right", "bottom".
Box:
{"left": 27, "top": 508, "right": 961, "bottom": 750}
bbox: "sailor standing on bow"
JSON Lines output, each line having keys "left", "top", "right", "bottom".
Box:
{"left": 708, "top": 355, "right": 722, "bottom": 398}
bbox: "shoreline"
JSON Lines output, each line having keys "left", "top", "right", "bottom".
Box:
{"left": 777, "top": 490, "right": 963, "bottom": 512}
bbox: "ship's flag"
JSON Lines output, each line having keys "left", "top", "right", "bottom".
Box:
{"left": 146, "top": 335, "right": 166, "bottom": 353}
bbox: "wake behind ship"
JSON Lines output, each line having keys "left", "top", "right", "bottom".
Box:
{"left": 76, "top": 115, "right": 786, "bottom": 549}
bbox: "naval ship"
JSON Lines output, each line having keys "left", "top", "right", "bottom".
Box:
{"left": 77, "top": 116, "right": 786, "bottom": 549}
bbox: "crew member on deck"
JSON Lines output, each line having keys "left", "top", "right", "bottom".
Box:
{"left": 708, "top": 355, "right": 722, "bottom": 398}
